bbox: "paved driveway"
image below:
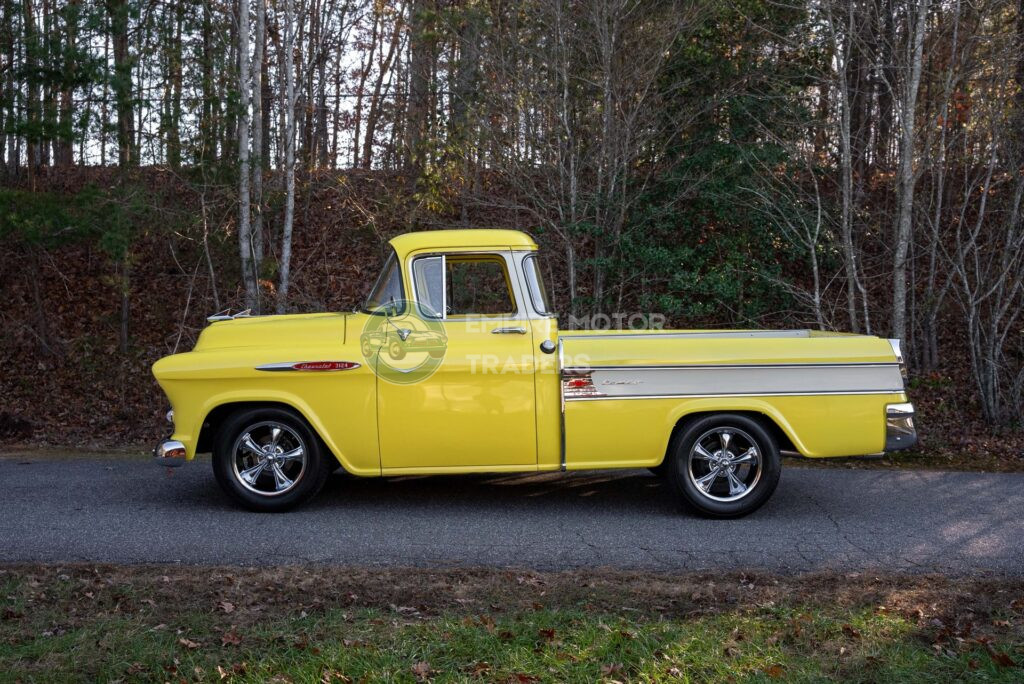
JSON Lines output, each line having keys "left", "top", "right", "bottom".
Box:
{"left": 2, "top": 457, "right": 1021, "bottom": 574}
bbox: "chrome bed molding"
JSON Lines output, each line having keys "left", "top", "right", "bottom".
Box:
{"left": 561, "top": 362, "right": 905, "bottom": 401}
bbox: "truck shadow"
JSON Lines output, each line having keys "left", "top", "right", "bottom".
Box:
{"left": 313, "top": 470, "right": 682, "bottom": 515}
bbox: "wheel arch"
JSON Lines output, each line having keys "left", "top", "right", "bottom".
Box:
{"left": 196, "top": 399, "right": 345, "bottom": 470}
{"left": 662, "top": 408, "right": 798, "bottom": 465}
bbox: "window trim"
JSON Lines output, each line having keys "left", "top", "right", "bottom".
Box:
{"left": 520, "top": 252, "right": 553, "bottom": 317}
{"left": 409, "top": 251, "right": 522, "bottom": 321}
{"left": 361, "top": 248, "right": 406, "bottom": 315}
{"left": 411, "top": 254, "right": 447, "bottom": 319}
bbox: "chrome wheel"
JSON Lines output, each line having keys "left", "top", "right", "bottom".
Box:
{"left": 687, "top": 426, "right": 762, "bottom": 503}
{"left": 230, "top": 421, "right": 307, "bottom": 497}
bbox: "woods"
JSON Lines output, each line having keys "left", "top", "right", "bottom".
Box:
{"left": 1, "top": 0, "right": 1024, "bottom": 434}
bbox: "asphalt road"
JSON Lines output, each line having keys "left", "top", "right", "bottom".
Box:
{"left": 1, "top": 456, "right": 1022, "bottom": 575}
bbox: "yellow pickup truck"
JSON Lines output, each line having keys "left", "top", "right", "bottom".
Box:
{"left": 153, "top": 229, "right": 916, "bottom": 517}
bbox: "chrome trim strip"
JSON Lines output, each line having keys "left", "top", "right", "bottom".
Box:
{"left": 887, "top": 338, "right": 908, "bottom": 380}
{"left": 558, "top": 337, "right": 566, "bottom": 472}
{"left": 562, "top": 363, "right": 903, "bottom": 398}
{"left": 559, "top": 330, "right": 811, "bottom": 339}
{"left": 565, "top": 390, "right": 904, "bottom": 401}
{"left": 563, "top": 362, "right": 900, "bottom": 372}
{"left": 255, "top": 361, "right": 361, "bottom": 372}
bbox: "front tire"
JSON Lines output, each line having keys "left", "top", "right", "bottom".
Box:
{"left": 667, "top": 414, "right": 780, "bottom": 518}
{"left": 213, "top": 407, "right": 332, "bottom": 512}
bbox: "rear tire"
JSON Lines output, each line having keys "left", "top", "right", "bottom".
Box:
{"left": 667, "top": 413, "right": 780, "bottom": 518}
{"left": 212, "top": 407, "right": 333, "bottom": 512}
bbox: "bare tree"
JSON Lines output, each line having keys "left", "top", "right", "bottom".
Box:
{"left": 889, "top": 0, "right": 930, "bottom": 344}
{"left": 251, "top": 0, "right": 266, "bottom": 269}
{"left": 277, "top": 0, "right": 298, "bottom": 313}
{"left": 237, "top": 0, "right": 258, "bottom": 310}
{"left": 821, "top": 0, "right": 870, "bottom": 333}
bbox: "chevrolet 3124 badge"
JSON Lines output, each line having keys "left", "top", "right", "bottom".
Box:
{"left": 153, "top": 229, "right": 917, "bottom": 517}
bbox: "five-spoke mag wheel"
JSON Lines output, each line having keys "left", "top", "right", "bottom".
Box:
{"left": 669, "top": 414, "right": 780, "bottom": 518}
{"left": 232, "top": 421, "right": 307, "bottom": 496}
{"left": 213, "top": 408, "right": 332, "bottom": 512}
{"left": 687, "top": 427, "right": 762, "bottom": 502}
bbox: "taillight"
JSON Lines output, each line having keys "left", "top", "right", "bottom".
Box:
{"left": 562, "top": 370, "right": 605, "bottom": 398}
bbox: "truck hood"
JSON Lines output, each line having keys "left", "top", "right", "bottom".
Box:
{"left": 193, "top": 312, "right": 350, "bottom": 351}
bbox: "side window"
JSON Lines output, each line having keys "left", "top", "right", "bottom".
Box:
{"left": 411, "top": 253, "right": 518, "bottom": 318}
{"left": 447, "top": 256, "right": 517, "bottom": 316}
{"left": 412, "top": 256, "right": 445, "bottom": 317}
{"left": 522, "top": 254, "right": 551, "bottom": 315}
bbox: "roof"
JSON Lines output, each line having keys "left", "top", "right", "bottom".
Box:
{"left": 388, "top": 229, "right": 537, "bottom": 259}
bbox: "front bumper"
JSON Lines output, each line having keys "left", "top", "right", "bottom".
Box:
{"left": 885, "top": 402, "right": 918, "bottom": 451}
{"left": 154, "top": 440, "right": 187, "bottom": 467}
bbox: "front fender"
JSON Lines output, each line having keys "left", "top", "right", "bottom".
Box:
{"left": 154, "top": 350, "right": 380, "bottom": 476}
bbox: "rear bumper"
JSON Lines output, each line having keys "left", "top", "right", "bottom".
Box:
{"left": 154, "top": 440, "right": 187, "bottom": 467}
{"left": 885, "top": 402, "right": 918, "bottom": 451}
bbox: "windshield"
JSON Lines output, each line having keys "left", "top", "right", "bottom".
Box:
{"left": 362, "top": 249, "right": 405, "bottom": 313}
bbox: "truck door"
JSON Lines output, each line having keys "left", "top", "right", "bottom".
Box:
{"left": 376, "top": 250, "right": 538, "bottom": 470}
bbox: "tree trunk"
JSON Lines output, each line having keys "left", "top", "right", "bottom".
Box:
{"left": 407, "top": 0, "right": 433, "bottom": 175}
{"left": 278, "top": 0, "right": 297, "bottom": 313}
{"left": 108, "top": 0, "right": 136, "bottom": 167}
{"left": 166, "top": 0, "right": 183, "bottom": 168}
{"left": 361, "top": 5, "right": 404, "bottom": 169}
{"left": 251, "top": 0, "right": 266, "bottom": 268}
{"left": 237, "top": 0, "right": 257, "bottom": 310}
{"left": 55, "top": 0, "right": 79, "bottom": 165}
{"left": 351, "top": 9, "right": 379, "bottom": 167}
{"left": 200, "top": 0, "right": 216, "bottom": 162}
{"left": 892, "top": 0, "right": 929, "bottom": 343}
{"left": 24, "top": 0, "right": 39, "bottom": 177}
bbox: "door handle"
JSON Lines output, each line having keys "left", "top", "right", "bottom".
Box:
{"left": 492, "top": 327, "right": 527, "bottom": 335}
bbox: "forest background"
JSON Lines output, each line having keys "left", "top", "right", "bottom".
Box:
{"left": 1, "top": 0, "right": 1022, "bottom": 467}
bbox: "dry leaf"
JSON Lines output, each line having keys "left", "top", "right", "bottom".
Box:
{"left": 178, "top": 637, "right": 200, "bottom": 650}
{"left": 221, "top": 630, "right": 242, "bottom": 647}
{"left": 411, "top": 661, "right": 433, "bottom": 681}
{"left": 507, "top": 674, "right": 540, "bottom": 683}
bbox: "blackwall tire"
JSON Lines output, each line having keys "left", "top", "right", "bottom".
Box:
{"left": 212, "top": 407, "right": 333, "bottom": 512}
{"left": 667, "top": 413, "right": 781, "bottom": 518}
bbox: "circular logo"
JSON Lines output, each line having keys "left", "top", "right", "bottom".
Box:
{"left": 359, "top": 298, "right": 448, "bottom": 384}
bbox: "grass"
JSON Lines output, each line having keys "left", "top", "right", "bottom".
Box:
{"left": 1, "top": 566, "right": 1021, "bottom": 682}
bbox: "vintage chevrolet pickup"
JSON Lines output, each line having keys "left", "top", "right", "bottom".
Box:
{"left": 153, "top": 229, "right": 916, "bottom": 516}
